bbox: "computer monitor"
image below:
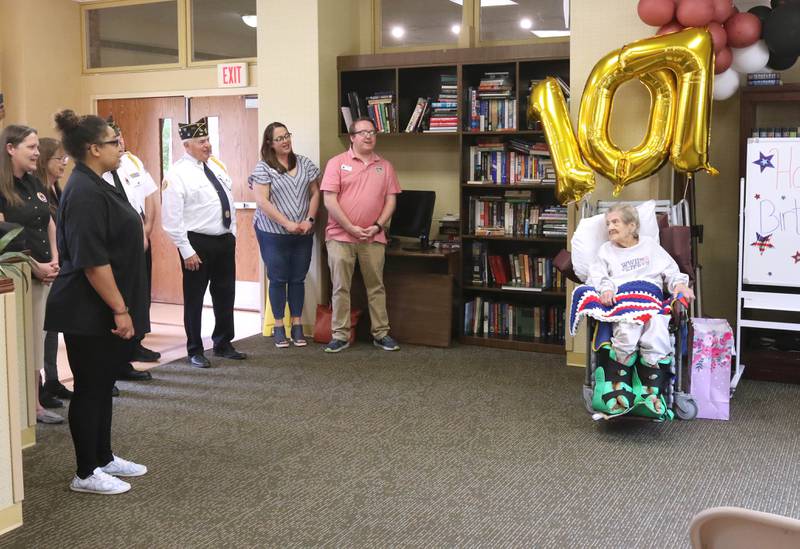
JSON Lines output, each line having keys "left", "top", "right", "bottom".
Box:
{"left": 389, "top": 190, "right": 436, "bottom": 251}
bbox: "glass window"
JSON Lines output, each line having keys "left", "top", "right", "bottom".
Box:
{"left": 479, "top": 0, "right": 569, "bottom": 43}
{"left": 84, "top": 1, "right": 180, "bottom": 69}
{"left": 191, "top": 0, "right": 257, "bottom": 62}
{"left": 380, "top": 0, "right": 462, "bottom": 49}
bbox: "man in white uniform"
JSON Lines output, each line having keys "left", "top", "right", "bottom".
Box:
{"left": 101, "top": 118, "right": 159, "bottom": 387}
{"left": 161, "top": 117, "right": 246, "bottom": 368}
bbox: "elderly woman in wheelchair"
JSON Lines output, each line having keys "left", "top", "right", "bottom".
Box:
{"left": 578, "top": 203, "right": 695, "bottom": 420}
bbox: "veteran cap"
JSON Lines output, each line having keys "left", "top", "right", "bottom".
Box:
{"left": 178, "top": 117, "right": 209, "bottom": 141}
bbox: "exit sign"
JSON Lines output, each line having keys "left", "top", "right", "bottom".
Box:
{"left": 217, "top": 63, "right": 248, "bottom": 88}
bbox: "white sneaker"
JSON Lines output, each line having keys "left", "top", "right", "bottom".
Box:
{"left": 100, "top": 455, "right": 148, "bottom": 477}
{"left": 70, "top": 468, "right": 130, "bottom": 495}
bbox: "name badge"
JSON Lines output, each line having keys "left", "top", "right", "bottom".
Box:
{"left": 341, "top": 164, "right": 353, "bottom": 172}
{"left": 375, "top": 166, "right": 383, "bottom": 174}
{"left": 36, "top": 192, "right": 48, "bottom": 203}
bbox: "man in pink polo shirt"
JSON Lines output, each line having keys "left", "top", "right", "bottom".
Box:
{"left": 320, "top": 116, "right": 402, "bottom": 353}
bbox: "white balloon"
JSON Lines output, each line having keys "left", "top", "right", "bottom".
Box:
{"left": 731, "top": 40, "right": 770, "bottom": 74}
{"left": 713, "top": 68, "right": 740, "bottom": 101}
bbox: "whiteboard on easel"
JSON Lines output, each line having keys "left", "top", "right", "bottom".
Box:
{"left": 743, "top": 138, "right": 800, "bottom": 287}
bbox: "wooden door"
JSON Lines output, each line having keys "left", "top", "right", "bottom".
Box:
{"left": 97, "top": 97, "right": 187, "bottom": 305}
{"left": 188, "top": 95, "right": 261, "bottom": 310}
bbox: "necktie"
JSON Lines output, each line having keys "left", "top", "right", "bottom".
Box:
{"left": 203, "top": 162, "right": 232, "bottom": 229}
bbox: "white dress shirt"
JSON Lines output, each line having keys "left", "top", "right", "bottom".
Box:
{"left": 101, "top": 151, "right": 158, "bottom": 217}
{"left": 161, "top": 153, "right": 237, "bottom": 259}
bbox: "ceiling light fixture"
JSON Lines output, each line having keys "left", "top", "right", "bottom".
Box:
{"left": 519, "top": 18, "right": 532, "bottom": 30}
{"left": 241, "top": 15, "right": 257, "bottom": 28}
{"left": 531, "top": 30, "right": 570, "bottom": 38}
{"left": 390, "top": 26, "right": 405, "bottom": 39}
{"left": 451, "top": 24, "right": 461, "bottom": 35}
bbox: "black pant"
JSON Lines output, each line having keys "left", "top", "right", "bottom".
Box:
{"left": 128, "top": 243, "right": 153, "bottom": 365}
{"left": 64, "top": 334, "right": 131, "bottom": 478}
{"left": 182, "top": 232, "right": 236, "bottom": 356}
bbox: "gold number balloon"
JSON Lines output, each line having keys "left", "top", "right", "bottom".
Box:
{"left": 528, "top": 77, "right": 595, "bottom": 204}
{"left": 618, "top": 27, "right": 717, "bottom": 176}
{"left": 529, "top": 28, "right": 717, "bottom": 204}
{"left": 578, "top": 49, "right": 678, "bottom": 196}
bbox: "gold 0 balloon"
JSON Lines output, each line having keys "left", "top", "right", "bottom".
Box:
{"left": 578, "top": 49, "right": 678, "bottom": 196}
{"left": 618, "top": 27, "right": 717, "bottom": 176}
{"left": 528, "top": 77, "right": 595, "bottom": 204}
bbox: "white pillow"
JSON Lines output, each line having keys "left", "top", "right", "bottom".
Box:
{"left": 571, "top": 200, "right": 660, "bottom": 282}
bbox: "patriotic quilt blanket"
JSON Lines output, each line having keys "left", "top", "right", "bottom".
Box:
{"left": 569, "top": 280, "right": 672, "bottom": 336}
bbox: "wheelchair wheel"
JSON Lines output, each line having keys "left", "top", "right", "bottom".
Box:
{"left": 673, "top": 393, "right": 698, "bottom": 420}
{"left": 582, "top": 385, "right": 594, "bottom": 414}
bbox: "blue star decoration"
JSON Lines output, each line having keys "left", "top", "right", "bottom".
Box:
{"left": 793, "top": 251, "right": 800, "bottom": 264}
{"left": 753, "top": 152, "right": 775, "bottom": 172}
{"left": 751, "top": 232, "right": 774, "bottom": 255}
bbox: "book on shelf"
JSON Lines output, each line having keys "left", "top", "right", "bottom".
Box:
{"left": 746, "top": 72, "right": 782, "bottom": 86}
{"left": 466, "top": 70, "right": 517, "bottom": 132}
{"left": 404, "top": 97, "right": 430, "bottom": 133}
{"left": 467, "top": 197, "right": 566, "bottom": 238}
{"left": 340, "top": 107, "right": 353, "bottom": 132}
{"left": 463, "top": 297, "right": 565, "bottom": 343}
{"left": 468, "top": 243, "right": 566, "bottom": 289}
{"left": 467, "top": 139, "right": 555, "bottom": 184}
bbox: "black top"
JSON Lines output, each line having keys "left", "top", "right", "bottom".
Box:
{"left": 44, "top": 162, "right": 149, "bottom": 336}
{"left": 0, "top": 173, "right": 52, "bottom": 262}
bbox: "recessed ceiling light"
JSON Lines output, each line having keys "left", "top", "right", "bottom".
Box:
{"left": 451, "top": 24, "right": 461, "bottom": 35}
{"left": 449, "top": 0, "right": 518, "bottom": 6}
{"left": 391, "top": 26, "right": 405, "bottom": 39}
{"left": 241, "top": 15, "right": 257, "bottom": 28}
{"left": 519, "top": 18, "right": 532, "bottom": 30}
{"left": 531, "top": 30, "right": 570, "bottom": 38}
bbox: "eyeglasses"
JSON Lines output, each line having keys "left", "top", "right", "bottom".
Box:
{"left": 51, "top": 156, "right": 69, "bottom": 164}
{"left": 352, "top": 130, "right": 377, "bottom": 138}
{"left": 98, "top": 138, "right": 121, "bottom": 147}
{"left": 272, "top": 133, "right": 292, "bottom": 143}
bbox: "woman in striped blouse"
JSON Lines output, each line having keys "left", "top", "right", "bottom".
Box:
{"left": 249, "top": 122, "right": 320, "bottom": 347}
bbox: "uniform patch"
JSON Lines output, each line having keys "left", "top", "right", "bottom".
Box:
{"left": 36, "top": 192, "right": 48, "bottom": 203}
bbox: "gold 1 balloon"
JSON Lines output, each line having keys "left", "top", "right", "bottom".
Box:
{"left": 529, "top": 27, "right": 718, "bottom": 204}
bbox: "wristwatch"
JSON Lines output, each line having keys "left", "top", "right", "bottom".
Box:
{"left": 373, "top": 222, "right": 383, "bottom": 233}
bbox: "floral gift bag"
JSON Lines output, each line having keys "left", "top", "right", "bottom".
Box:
{"left": 690, "top": 318, "right": 735, "bottom": 420}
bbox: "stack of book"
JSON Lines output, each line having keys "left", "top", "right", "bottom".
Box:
{"left": 747, "top": 72, "right": 782, "bottom": 87}
{"left": 465, "top": 139, "right": 554, "bottom": 184}
{"left": 539, "top": 206, "right": 568, "bottom": 238}
{"left": 404, "top": 97, "right": 430, "bottom": 133}
{"left": 751, "top": 127, "right": 799, "bottom": 138}
{"left": 463, "top": 297, "right": 565, "bottom": 342}
{"left": 366, "top": 91, "right": 397, "bottom": 133}
{"left": 425, "top": 74, "right": 458, "bottom": 133}
{"left": 468, "top": 242, "right": 565, "bottom": 290}
{"left": 466, "top": 71, "right": 516, "bottom": 132}
{"left": 467, "top": 194, "right": 546, "bottom": 237}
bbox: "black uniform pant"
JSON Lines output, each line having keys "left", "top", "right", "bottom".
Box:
{"left": 183, "top": 232, "right": 236, "bottom": 356}
{"left": 64, "top": 333, "right": 132, "bottom": 478}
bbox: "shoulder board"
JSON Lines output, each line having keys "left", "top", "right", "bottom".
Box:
{"left": 209, "top": 156, "right": 228, "bottom": 174}
{"left": 124, "top": 151, "right": 142, "bottom": 170}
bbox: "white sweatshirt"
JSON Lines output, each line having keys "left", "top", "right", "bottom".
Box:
{"left": 587, "top": 236, "right": 689, "bottom": 295}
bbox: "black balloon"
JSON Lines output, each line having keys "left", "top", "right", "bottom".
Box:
{"left": 771, "top": 0, "right": 800, "bottom": 7}
{"left": 763, "top": 6, "right": 800, "bottom": 56}
{"left": 767, "top": 50, "right": 799, "bottom": 70}
{"left": 749, "top": 5, "right": 772, "bottom": 25}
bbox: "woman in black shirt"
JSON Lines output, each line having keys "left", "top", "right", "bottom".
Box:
{"left": 34, "top": 137, "right": 73, "bottom": 406}
{"left": 45, "top": 110, "right": 149, "bottom": 495}
{"left": 0, "top": 125, "right": 63, "bottom": 425}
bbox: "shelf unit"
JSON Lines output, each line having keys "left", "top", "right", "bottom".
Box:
{"left": 736, "top": 84, "right": 800, "bottom": 383}
{"left": 337, "top": 43, "right": 569, "bottom": 353}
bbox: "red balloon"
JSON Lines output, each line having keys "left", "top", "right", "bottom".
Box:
{"left": 656, "top": 20, "right": 685, "bottom": 35}
{"left": 725, "top": 12, "right": 762, "bottom": 48}
{"left": 638, "top": 0, "right": 676, "bottom": 26}
{"left": 715, "top": 46, "right": 732, "bottom": 73}
{"left": 711, "top": 0, "right": 736, "bottom": 23}
{"left": 708, "top": 21, "right": 727, "bottom": 52}
{"left": 676, "top": 0, "right": 715, "bottom": 27}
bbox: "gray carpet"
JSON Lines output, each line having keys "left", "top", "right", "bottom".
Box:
{"left": 1, "top": 337, "right": 799, "bottom": 548}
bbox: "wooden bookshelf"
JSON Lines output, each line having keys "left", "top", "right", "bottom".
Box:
{"left": 337, "top": 43, "right": 569, "bottom": 353}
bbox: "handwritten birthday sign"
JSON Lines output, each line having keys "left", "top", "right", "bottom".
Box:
{"left": 743, "top": 139, "right": 800, "bottom": 287}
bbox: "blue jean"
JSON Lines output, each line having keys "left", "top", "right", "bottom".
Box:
{"left": 255, "top": 229, "right": 314, "bottom": 320}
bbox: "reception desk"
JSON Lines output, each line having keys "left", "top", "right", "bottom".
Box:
{"left": 350, "top": 247, "right": 459, "bottom": 348}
